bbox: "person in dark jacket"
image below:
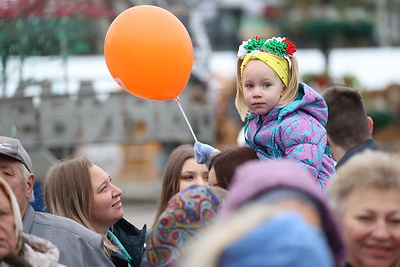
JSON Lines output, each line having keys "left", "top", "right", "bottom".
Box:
{"left": 43, "top": 156, "right": 146, "bottom": 267}
{"left": 322, "top": 85, "right": 381, "bottom": 169}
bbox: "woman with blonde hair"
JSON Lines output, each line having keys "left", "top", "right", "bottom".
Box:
{"left": 328, "top": 150, "right": 400, "bottom": 267}
{"left": 43, "top": 156, "right": 146, "bottom": 267}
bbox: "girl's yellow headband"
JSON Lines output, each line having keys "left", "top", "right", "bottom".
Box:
{"left": 238, "top": 37, "right": 296, "bottom": 87}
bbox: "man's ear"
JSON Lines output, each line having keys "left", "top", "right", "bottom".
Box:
{"left": 367, "top": 116, "right": 374, "bottom": 134}
{"left": 26, "top": 173, "right": 35, "bottom": 199}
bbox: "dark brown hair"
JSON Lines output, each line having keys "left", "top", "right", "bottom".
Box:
{"left": 208, "top": 146, "right": 258, "bottom": 189}
{"left": 155, "top": 144, "right": 195, "bottom": 222}
{"left": 322, "top": 85, "right": 371, "bottom": 150}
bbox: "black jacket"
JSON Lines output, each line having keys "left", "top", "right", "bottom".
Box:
{"left": 336, "top": 139, "right": 381, "bottom": 169}
{"left": 110, "top": 218, "right": 147, "bottom": 267}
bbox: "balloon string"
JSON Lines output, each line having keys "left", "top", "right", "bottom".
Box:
{"left": 175, "top": 97, "right": 198, "bottom": 143}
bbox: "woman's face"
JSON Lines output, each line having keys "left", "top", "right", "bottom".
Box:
{"left": 0, "top": 189, "right": 17, "bottom": 259}
{"left": 341, "top": 187, "right": 400, "bottom": 267}
{"left": 179, "top": 158, "right": 209, "bottom": 192}
{"left": 89, "top": 165, "right": 124, "bottom": 233}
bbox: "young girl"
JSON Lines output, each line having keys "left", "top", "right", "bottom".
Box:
{"left": 236, "top": 36, "right": 334, "bottom": 189}
{"left": 145, "top": 144, "right": 209, "bottom": 250}
{"left": 155, "top": 144, "right": 209, "bottom": 223}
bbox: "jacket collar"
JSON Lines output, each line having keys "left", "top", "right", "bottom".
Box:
{"left": 22, "top": 205, "right": 35, "bottom": 233}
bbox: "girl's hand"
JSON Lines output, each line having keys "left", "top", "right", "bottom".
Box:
{"left": 194, "top": 141, "right": 220, "bottom": 165}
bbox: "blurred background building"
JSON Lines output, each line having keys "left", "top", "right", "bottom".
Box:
{"left": 1, "top": 0, "right": 400, "bottom": 211}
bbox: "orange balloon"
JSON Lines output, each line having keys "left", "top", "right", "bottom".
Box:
{"left": 104, "top": 5, "right": 193, "bottom": 100}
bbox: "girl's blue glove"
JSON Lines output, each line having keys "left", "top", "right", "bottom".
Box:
{"left": 194, "top": 141, "right": 220, "bottom": 165}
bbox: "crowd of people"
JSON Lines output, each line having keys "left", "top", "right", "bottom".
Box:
{"left": 2, "top": 35, "right": 397, "bottom": 267}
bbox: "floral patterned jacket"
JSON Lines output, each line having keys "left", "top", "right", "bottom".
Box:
{"left": 244, "top": 82, "right": 335, "bottom": 189}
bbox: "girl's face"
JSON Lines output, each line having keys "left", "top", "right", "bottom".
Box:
{"left": 179, "top": 158, "right": 209, "bottom": 192}
{"left": 89, "top": 164, "right": 124, "bottom": 233}
{"left": 242, "top": 60, "right": 285, "bottom": 116}
{"left": 0, "top": 189, "right": 17, "bottom": 260}
{"left": 341, "top": 187, "right": 400, "bottom": 267}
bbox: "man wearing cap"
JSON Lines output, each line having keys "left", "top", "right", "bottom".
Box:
{"left": 0, "top": 136, "right": 114, "bottom": 267}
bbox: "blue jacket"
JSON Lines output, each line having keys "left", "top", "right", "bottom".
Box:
{"left": 244, "top": 83, "right": 335, "bottom": 189}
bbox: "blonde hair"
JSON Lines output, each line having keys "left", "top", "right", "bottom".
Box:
{"left": 328, "top": 150, "right": 400, "bottom": 217}
{"left": 43, "top": 156, "right": 117, "bottom": 257}
{"left": 235, "top": 56, "right": 300, "bottom": 121}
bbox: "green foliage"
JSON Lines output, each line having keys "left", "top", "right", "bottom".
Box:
{"left": 281, "top": 18, "right": 374, "bottom": 47}
{"left": 342, "top": 20, "right": 374, "bottom": 40}
{"left": 302, "top": 72, "right": 331, "bottom": 88}
{"left": 287, "top": 0, "right": 366, "bottom": 9}
{"left": 368, "top": 110, "right": 395, "bottom": 132}
{"left": 0, "top": 17, "right": 90, "bottom": 57}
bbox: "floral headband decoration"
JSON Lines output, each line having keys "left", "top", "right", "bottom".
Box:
{"left": 238, "top": 37, "right": 296, "bottom": 86}
{"left": 237, "top": 36, "right": 296, "bottom": 60}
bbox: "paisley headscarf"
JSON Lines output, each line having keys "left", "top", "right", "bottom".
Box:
{"left": 143, "top": 185, "right": 221, "bottom": 267}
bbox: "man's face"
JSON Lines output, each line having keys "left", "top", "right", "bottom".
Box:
{"left": 0, "top": 155, "right": 32, "bottom": 217}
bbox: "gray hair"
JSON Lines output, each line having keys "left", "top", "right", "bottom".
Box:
{"left": 20, "top": 162, "right": 35, "bottom": 202}
{"left": 328, "top": 150, "right": 400, "bottom": 217}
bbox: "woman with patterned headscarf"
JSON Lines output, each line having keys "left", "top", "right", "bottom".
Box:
{"left": 141, "top": 185, "right": 222, "bottom": 267}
